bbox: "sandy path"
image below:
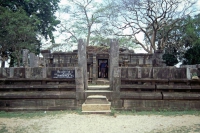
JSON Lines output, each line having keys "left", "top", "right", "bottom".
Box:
{"left": 0, "top": 114, "right": 200, "bottom": 133}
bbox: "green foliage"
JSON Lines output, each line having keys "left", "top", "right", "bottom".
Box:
{"left": 183, "top": 44, "right": 200, "bottom": 65}
{"left": 162, "top": 14, "right": 200, "bottom": 62}
{"left": 163, "top": 53, "right": 178, "bottom": 66}
{"left": 0, "top": 0, "right": 60, "bottom": 42}
{"left": 0, "top": 6, "right": 40, "bottom": 66}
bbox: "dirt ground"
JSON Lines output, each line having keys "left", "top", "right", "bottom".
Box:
{"left": 0, "top": 113, "right": 200, "bottom": 133}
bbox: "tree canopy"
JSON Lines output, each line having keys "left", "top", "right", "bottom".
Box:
{"left": 108, "top": 0, "right": 197, "bottom": 53}
{"left": 0, "top": 6, "right": 40, "bottom": 67}
{"left": 162, "top": 13, "right": 200, "bottom": 65}
{"left": 182, "top": 44, "right": 200, "bottom": 65}
{"left": 0, "top": 0, "right": 60, "bottom": 67}
{"left": 0, "top": 0, "right": 61, "bottom": 42}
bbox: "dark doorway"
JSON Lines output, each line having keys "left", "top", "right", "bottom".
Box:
{"left": 98, "top": 59, "right": 108, "bottom": 78}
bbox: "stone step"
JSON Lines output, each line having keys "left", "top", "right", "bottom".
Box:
{"left": 85, "top": 90, "right": 113, "bottom": 100}
{"left": 88, "top": 85, "right": 110, "bottom": 90}
{"left": 81, "top": 110, "right": 111, "bottom": 114}
{"left": 96, "top": 79, "right": 110, "bottom": 85}
{"left": 82, "top": 95, "right": 111, "bottom": 113}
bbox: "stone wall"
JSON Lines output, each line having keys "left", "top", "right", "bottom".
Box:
{"left": 0, "top": 67, "right": 83, "bottom": 111}
{"left": 111, "top": 66, "right": 200, "bottom": 110}
{"left": 120, "top": 67, "right": 187, "bottom": 79}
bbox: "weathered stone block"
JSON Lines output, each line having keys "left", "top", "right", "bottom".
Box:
{"left": 76, "top": 85, "right": 84, "bottom": 92}
{"left": 75, "top": 67, "right": 83, "bottom": 78}
{"left": 112, "top": 92, "right": 120, "bottom": 100}
{"left": 28, "top": 67, "right": 44, "bottom": 79}
{"left": 0, "top": 68, "right": 10, "bottom": 78}
{"left": 174, "top": 68, "right": 187, "bottom": 79}
{"left": 153, "top": 67, "right": 170, "bottom": 79}
{"left": 121, "top": 92, "right": 162, "bottom": 100}
{"left": 76, "top": 92, "right": 85, "bottom": 100}
{"left": 121, "top": 68, "right": 128, "bottom": 78}
{"left": 141, "top": 67, "right": 153, "bottom": 78}
{"left": 127, "top": 67, "right": 138, "bottom": 78}
{"left": 111, "top": 100, "right": 123, "bottom": 108}
{"left": 12, "top": 68, "right": 25, "bottom": 78}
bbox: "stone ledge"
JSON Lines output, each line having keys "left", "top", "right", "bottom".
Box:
{"left": 82, "top": 103, "right": 111, "bottom": 111}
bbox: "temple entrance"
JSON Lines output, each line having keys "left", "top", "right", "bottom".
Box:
{"left": 98, "top": 59, "right": 108, "bottom": 79}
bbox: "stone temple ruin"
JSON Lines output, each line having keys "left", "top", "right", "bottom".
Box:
{"left": 0, "top": 39, "right": 200, "bottom": 112}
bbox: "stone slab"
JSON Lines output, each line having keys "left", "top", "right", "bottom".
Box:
{"left": 82, "top": 103, "right": 111, "bottom": 111}
{"left": 85, "top": 95, "right": 109, "bottom": 104}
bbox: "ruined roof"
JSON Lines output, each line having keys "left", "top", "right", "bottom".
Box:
{"left": 86, "top": 45, "right": 109, "bottom": 53}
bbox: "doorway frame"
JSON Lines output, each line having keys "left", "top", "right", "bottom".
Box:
{"left": 98, "top": 59, "right": 109, "bottom": 79}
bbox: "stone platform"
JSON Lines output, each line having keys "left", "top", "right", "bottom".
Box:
{"left": 82, "top": 95, "right": 111, "bottom": 113}
{"left": 96, "top": 78, "right": 110, "bottom": 85}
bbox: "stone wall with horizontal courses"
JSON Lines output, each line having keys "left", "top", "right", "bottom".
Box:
{"left": 0, "top": 67, "right": 82, "bottom": 111}
{"left": 112, "top": 66, "right": 200, "bottom": 111}
{"left": 0, "top": 66, "right": 200, "bottom": 111}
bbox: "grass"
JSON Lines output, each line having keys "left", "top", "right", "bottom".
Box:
{"left": 0, "top": 109, "right": 199, "bottom": 119}
{"left": 0, "top": 109, "right": 82, "bottom": 119}
{"left": 110, "top": 109, "right": 200, "bottom": 116}
{"left": 149, "top": 124, "right": 200, "bottom": 133}
{"left": 0, "top": 125, "right": 8, "bottom": 133}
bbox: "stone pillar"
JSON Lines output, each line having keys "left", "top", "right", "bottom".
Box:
{"left": 137, "top": 67, "right": 142, "bottom": 79}
{"left": 113, "top": 67, "right": 121, "bottom": 92}
{"left": 112, "top": 67, "right": 122, "bottom": 108}
{"left": 152, "top": 50, "right": 165, "bottom": 67}
{"left": 34, "top": 56, "right": 39, "bottom": 67}
{"left": 78, "top": 39, "right": 88, "bottom": 89}
{"left": 75, "top": 67, "right": 85, "bottom": 101}
{"left": 92, "top": 53, "right": 97, "bottom": 84}
{"left": 10, "top": 67, "right": 14, "bottom": 78}
{"left": 30, "top": 53, "right": 35, "bottom": 67}
{"left": 186, "top": 67, "right": 191, "bottom": 79}
{"left": 22, "top": 49, "right": 29, "bottom": 67}
{"left": 109, "top": 39, "right": 119, "bottom": 90}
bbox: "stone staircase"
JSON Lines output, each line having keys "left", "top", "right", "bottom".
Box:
{"left": 96, "top": 78, "right": 110, "bottom": 85}
{"left": 82, "top": 95, "right": 111, "bottom": 113}
{"left": 82, "top": 81, "right": 112, "bottom": 113}
{"left": 86, "top": 84, "right": 112, "bottom": 100}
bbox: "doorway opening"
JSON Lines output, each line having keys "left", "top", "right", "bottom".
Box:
{"left": 98, "top": 59, "right": 108, "bottom": 78}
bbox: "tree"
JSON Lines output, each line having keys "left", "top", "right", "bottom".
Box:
{"left": 182, "top": 44, "right": 200, "bottom": 65}
{"left": 162, "top": 48, "right": 178, "bottom": 66}
{"left": 0, "top": 7, "right": 40, "bottom": 67}
{"left": 0, "top": 0, "right": 60, "bottom": 42}
{"left": 109, "top": 0, "right": 197, "bottom": 53}
{"left": 161, "top": 13, "right": 200, "bottom": 65}
{"left": 57, "top": 0, "right": 112, "bottom": 47}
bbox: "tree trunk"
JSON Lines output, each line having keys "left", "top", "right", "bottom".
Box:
{"left": 151, "top": 31, "right": 156, "bottom": 52}
{"left": 86, "top": 27, "right": 91, "bottom": 46}
{"left": 1, "top": 61, "right": 5, "bottom": 68}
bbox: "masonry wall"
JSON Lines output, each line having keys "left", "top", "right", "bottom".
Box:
{"left": 0, "top": 67, "right": 83, "bottom": 111}
{"left": 112, "top": 67, "right": 200, "bottom": 111}
{"left": 0, "top": 66, "right": 200, "bottom": 111}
